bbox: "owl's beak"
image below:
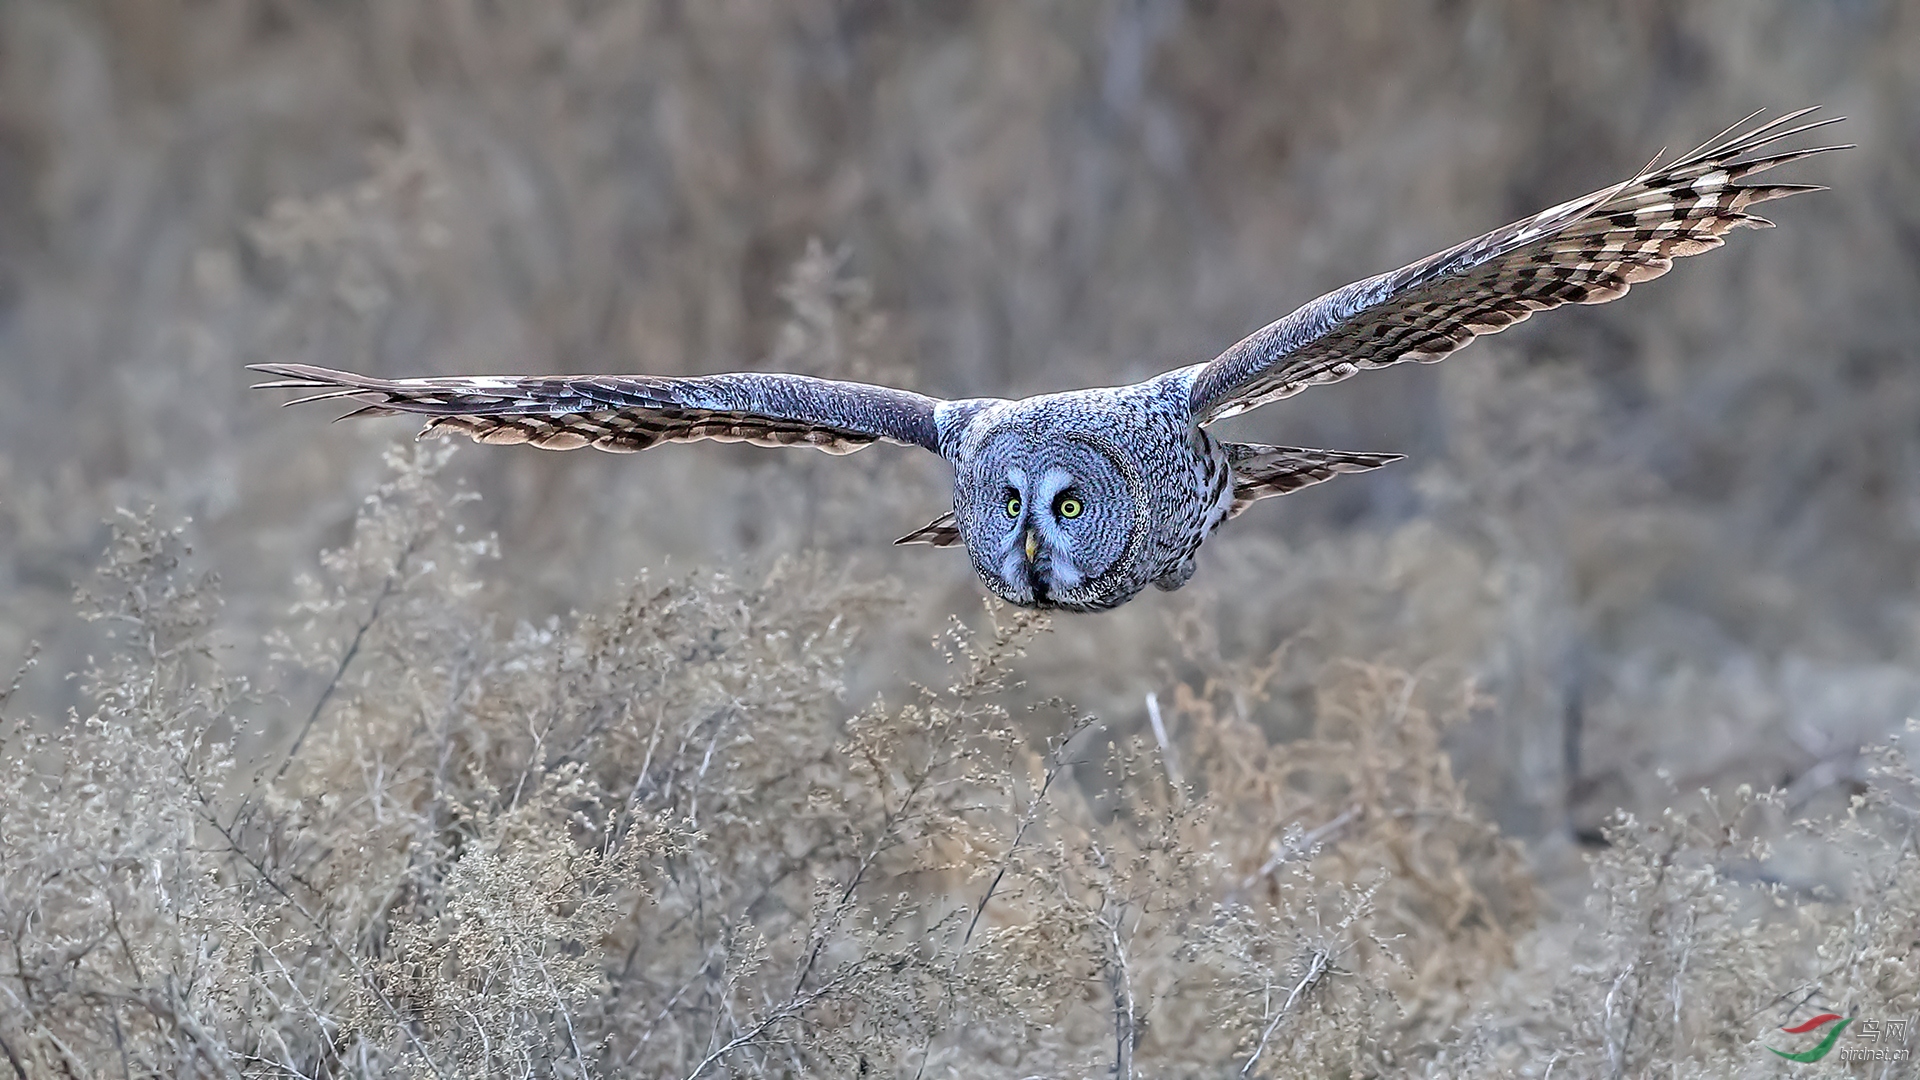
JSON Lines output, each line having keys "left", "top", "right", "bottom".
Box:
{"left": 1023, "top": 527, "right": 1040, "bottom": 564}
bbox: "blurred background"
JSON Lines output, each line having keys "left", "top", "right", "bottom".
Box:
{"left": 0, "top": 0, "right": 1914, "bottom": 855}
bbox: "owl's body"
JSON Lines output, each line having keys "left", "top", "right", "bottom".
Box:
{"left": 255, "top": 111, "right": 1845, "bottom": 612}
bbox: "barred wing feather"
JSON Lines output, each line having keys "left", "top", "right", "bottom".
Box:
{"left": 1189, "top": 109, "right": 1848, "bottom": 423}
{"left": 249, "top": 364, "right": 944, "bottom": 455}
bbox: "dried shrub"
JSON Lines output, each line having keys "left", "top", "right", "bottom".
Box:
{"left": 4, "top": 451, "right": 1919, "bottom": 1078}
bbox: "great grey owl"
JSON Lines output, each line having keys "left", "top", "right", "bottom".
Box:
{"left": 255, "top": 110, "right": 1843, "bottom": 612}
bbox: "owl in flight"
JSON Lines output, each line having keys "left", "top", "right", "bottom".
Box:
{"left": 256, "top": 110, "right": 1842, "bottom": 612}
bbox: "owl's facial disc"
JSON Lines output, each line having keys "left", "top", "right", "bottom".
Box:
{"left": 964, "top": 431, "right": 1143, "bottom": 611}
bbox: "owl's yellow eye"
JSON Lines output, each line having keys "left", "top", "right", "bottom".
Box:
{"left": 1004, "top": 493, "right": 1022, "bottom": 518}
{"left": 1056, "top": 495, "right": 1084, "bottom": 519}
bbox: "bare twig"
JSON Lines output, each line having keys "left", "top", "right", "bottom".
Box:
{"left": 1103, "top": 903, "right": 1137, "bottom": 1080}
{"left": 1145, "top": 691, "right": 1182, "bottom": 792}
{"left": 959, "top": 715, "right": 1091, "bottom": 952}
{"left": 1229, "top": 805, "right": 1361, "bottom": 903}
{"left": 0, "top": 642, "right": 37, "bottom": 711}
{"left": 185, "top": 775, "right": 452, "bottom": 1080}
{"left": 1241, "top": 946, "right": 1331, "bottom": 1076}
{"left": 275, "top": 532, "right": 421, "bottom": 780}
{"left": 0, "top": 1030, "right": 26, "bottom": 1080}
{"left": 683, "top": 978, "right": 843, "bottom": 1080}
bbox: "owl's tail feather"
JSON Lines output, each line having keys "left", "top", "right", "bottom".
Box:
{"left": 1224, "top": 443, "right": 1403, "bottom": 518}
{"left": 894, "top": 511, "right": 961, "bottom": 547}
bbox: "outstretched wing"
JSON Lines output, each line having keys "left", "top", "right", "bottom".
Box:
{"left": 249, "top": 363, "right": 944, "bottom": 455}
{"left": 1188, "top": 109, "right": 1847, "bottom": 424}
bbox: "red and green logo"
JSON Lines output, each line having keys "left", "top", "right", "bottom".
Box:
{"left": 1768, "top": 1013, "right": 1852, "bottom": 1063}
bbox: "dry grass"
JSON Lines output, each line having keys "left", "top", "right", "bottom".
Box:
{"left": 2, "top": 455, "right": 1918, "bottom": 1076}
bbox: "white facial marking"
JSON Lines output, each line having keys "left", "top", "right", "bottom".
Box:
{"left": 1030, "top": 466, "right": 1087, "bottom": 590}
{"left": 997, "top": 466, "right": 1030, "bottom": 558}
{"left": 992, "top": 466, "right": 1033, "bottom": 593}
{"left": 1046, "top": 551, "right": 1086, "bottom": 590}
{"left": 998, "top": 547, "right": 1030, "bottom": 596}
{"left": 1036, "top": 467, "right": 1073, "bottom": 500}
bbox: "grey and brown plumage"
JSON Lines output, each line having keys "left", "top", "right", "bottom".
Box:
{"left": 255, "top": 110, "right": 1845, "bottom": 612}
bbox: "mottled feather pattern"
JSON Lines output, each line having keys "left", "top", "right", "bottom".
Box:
{"left": 247, "top": 364, "right": 942, "bottom": 454}
{"left": 423, "top": 409, "right": 877, "bottom": 455}
{"left": 1189, "top": 109, "right": 1846, "bottom": 422}
{"left": 1223, "top": 444, "right": 1405, "bottom": 518}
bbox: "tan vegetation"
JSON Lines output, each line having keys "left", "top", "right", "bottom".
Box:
{"left": 4, "top": 450, "right": 1918, "bottom": 1076}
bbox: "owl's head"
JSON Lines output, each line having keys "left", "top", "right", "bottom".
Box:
{"left": 955, "top": 419, "right": 1150, "bottom": 612}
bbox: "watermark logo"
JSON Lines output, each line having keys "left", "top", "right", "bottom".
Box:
{"left": 1763, "top": 1012, "right": 1911, "bottom": 1065}
{"left": 1837, "top": 1017, "right": 1913, "bottom": 1065}
{"left": 1767, "top": 1013, "right": 1850, "bottom": 1063}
